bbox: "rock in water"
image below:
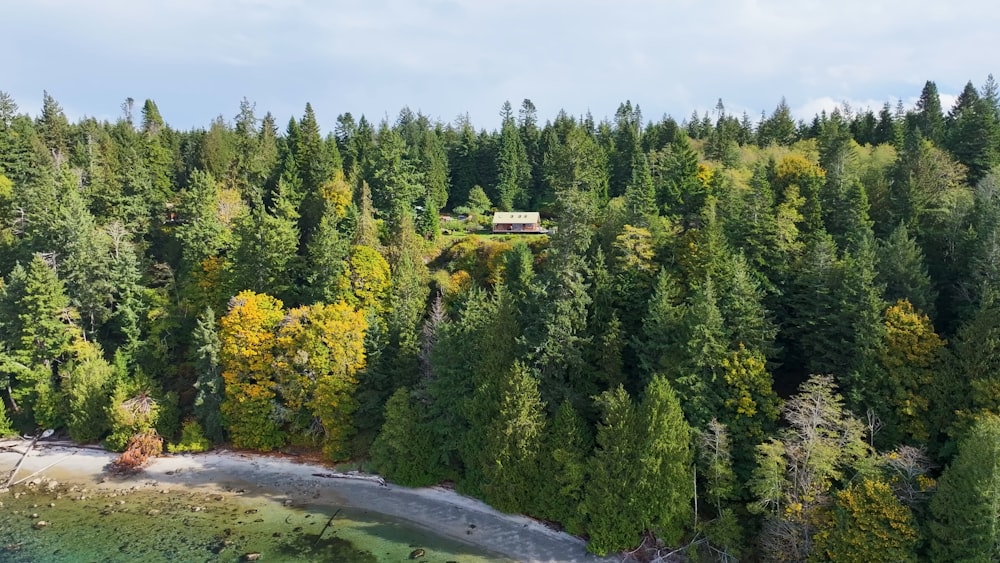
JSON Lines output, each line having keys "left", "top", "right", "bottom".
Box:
{"left": 409, "top": 548, "right": 426, "bottom": 559}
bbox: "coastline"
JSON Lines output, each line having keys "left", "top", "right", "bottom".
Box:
{"left": 0, "top": 439, "right": 617, "bottom": 563}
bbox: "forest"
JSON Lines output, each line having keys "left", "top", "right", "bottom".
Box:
{"left": 1, "top": 78, "right": 1000, "bottom": 560}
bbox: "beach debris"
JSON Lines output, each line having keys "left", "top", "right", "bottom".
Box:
{"left": 4, "top": 432, "right": 43, "bottom": 488}
{"left": 314, "top": 508, "right": 341, "bottom": 546}
{"left": 242, "top": 553, "right": 261, "bottom": 561}
{"left": 311, "top": 471, "right": 387, "bottom": 486}
{"left": 409, "top": 548, "right": 426, "bottom": 559}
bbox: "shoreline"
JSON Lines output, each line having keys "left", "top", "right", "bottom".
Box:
{"left": 0, "top": 439, "right": 617, "bottom": 563}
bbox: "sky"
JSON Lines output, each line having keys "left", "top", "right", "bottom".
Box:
{"left": 3, "top": 0, "right": 998, "bottom": 133}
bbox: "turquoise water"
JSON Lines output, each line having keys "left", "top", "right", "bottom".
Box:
{"left": 0, "top": 481, "right": 509, "bottom": 562}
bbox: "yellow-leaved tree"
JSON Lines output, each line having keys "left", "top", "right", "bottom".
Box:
{"left": 219, "top": 290, "right": 285, "bottom": 451}
{"left": 276, "top": 302, "right": 367, "bottom": 460}
{"left": 877, "top": 299, "right": 946, "bottom": 445}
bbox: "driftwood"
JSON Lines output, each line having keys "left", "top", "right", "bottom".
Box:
{"left": 312, "top": 471, "right": 387, "bottom": 486}
{"left": 9, "top": 452, "right": 76, "bottom": 487}
{"left": 4, "top": 433, "right": 41, "bottom": 488}
{"left": 314, "top": 508, "right": 341, "bottom": 546}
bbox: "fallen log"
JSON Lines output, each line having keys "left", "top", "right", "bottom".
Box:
{"left": 4, "top": 433, "right": 41, "bottom": 488}
{"left": 311, "top": 471, "right": 387, "bottom": 486}
{"left": 10, "top": 452, "right": 76, "bottom": 487}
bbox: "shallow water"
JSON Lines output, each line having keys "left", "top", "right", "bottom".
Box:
{"left": 0, "top": 481, "right": 509, "bottom": 562}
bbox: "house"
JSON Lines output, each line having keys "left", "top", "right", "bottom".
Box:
{"left": 492, "top": 211, "right": 543, "bottom": 233}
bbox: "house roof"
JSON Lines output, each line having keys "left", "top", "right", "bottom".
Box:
{"left": 492, "top": 211, "right": 540, "bottom": 224}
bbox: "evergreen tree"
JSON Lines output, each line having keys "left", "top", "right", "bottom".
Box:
{"left": 481, "top": 362, "right": 546, "bottom": 514}
{"left": 63, "top": 339, "right": 113, "bottom": 443}
{"left": 610, "top": 101, "right": 642, "bottom": 198}
{"left": 191, "top": 307, "right": 225, "bottom": 443}
{"left": 623, "top": 151, "right": 657, "bottom": 225}
{"left": 583, "top": 378, "right": 693, "bottom": 554}
{"left": 876, "top": 223, "right": 936, "bottom": 318}
{"left": 530, "top": 188, "right": 594, "bottom": 409}
{"left": 945, "top": 82, "right": 1000, "bottom": 186}
{"left": 929, "top": 414, "right": 1000, "bottom": 561}
{"left": 638, "top": 375, "right": 694, "bottom": 545}
{"left": 757, "top": 98, "right": 797, "bottom": 146}
{"left": 582, "top": 385, "right": 645, "bottom": 555}
{"left": 371, "top": 124, "right": 423, "bottom": 230}
{"left": 536, "top": 400, "right": 591, "bottom": 534}
{"left": 913, "top": 80, "right": 944, "bottom": 145}
{"left": 229, "top": 200, "right": 300, "bottom": 303}
{"left": 495, "top": 101, "right": 531, "bottom": 210}
{"left": 0, "top": 256, "right": 79, "bottom": 427}
{"left": 541, "top": 124, "right": 609, "bottom": 205}
{"left": 36, "top": 91, "right": 70, "bottom": 165}
{"left": 370, "top": 387, "right": 444, "bottom": 486}
{"left": 654, "top": 132, "right": 704, "bottom": 224}
{"left": 639, "top": 268, "right": 686, "bottom": 381}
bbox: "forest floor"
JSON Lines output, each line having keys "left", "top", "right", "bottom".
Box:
{"left": 0, "top": 439, "right": 618, "bottom": 563}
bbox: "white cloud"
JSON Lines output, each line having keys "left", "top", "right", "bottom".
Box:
{"left": 3, "top": 0, "right": 999, "bottom": 130}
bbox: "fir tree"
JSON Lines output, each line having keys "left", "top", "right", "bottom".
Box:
{"left": 929, "top": 414, "right": 1000, "bottom": 561}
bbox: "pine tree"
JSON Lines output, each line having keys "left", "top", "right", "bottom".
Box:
{"left": 63, "top": 338, "right": 113, "bottom": 443}
{"left": 638, "top": 375, "right": 694, "bottom": 545}
{"left": 528, "top": 185, "right": 595, "bottom": 409}
{"left": 582, "top": 385, "right": 645, "bottom": 555}
{"left": 541, "top": 124, "right": 609, "bottom": 204}
{"left": 370, "top": 387, "right": 444, "bottom": 486}
{"left": 913, "top": 80, "right": 944, "bottom": 145}
{"left": 610, "top": 101, "right": 642, "bottom": 198}
{"left": 757, "top": 98, "right": 797, "bottom": 146}
{"left": 140, "top": 99, "right": 174, "bottom": 205}
{"left": 929, "top": 414, "right": 1000, "bottom": 561}
{"left": 623, "top": 151, "right": 657, "bottom": 225}
{"left": 536, "top": 400, "right": 591, "bottom": 534}
{"left": 191, "top": 307, "right": 225, "bottom": 443}
{"left": 655, "top": 132, "right": 704, "bottom": 224}
{"left": 36, "top": 91, "right": 70, "bottom": 166}
{"left": 481, "top": 362, "right": 546, "bottom": 514}
{"left": 945, "top": 82, "right": 1000, "bottom": 186}
{"left": 876, "top": 223, "right": 936, "bottom": 318}
{"left": 639, "top": 268, "right": 686, "bottom": 380}
{"left": 229, "top": 201, "right": 300, "bottom": 303}
{"left": 495, "top": 102, "right": 531, "bottom": 210}
{"left": 583, "top": 378, "right": 693, "bottom": 554}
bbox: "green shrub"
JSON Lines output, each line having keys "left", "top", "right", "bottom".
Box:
{"left": 105, "top": 380, "right": 160, "bottom": 452}
{"left": 168, "top": 419, "right": 211, "bottom": 453}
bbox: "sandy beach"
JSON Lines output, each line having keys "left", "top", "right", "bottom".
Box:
{"left": 0, "top": 439, "right": 618, "bottom": 563}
